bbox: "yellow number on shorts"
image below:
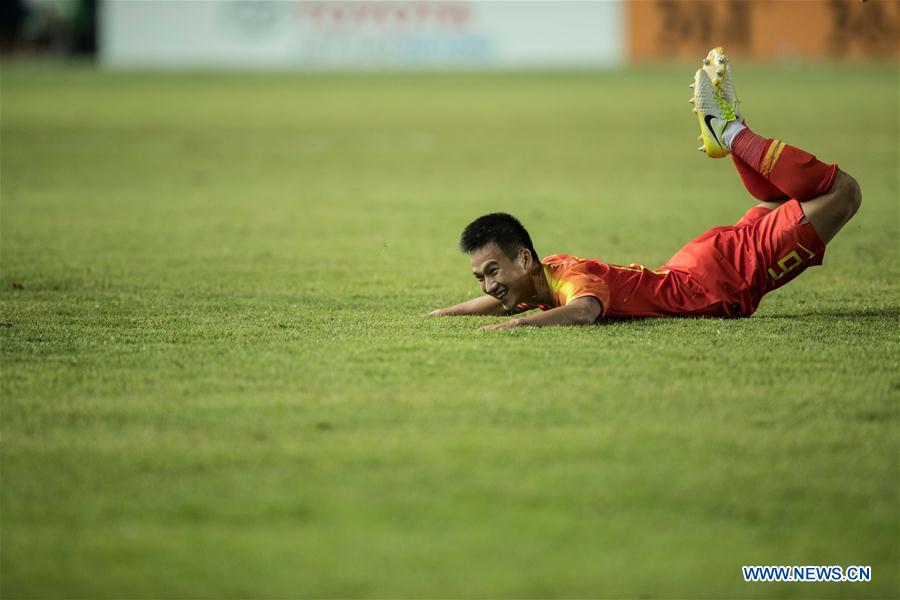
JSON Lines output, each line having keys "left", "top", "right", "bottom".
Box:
{"left": 767, "top": 250, "right": 803, "bottom": 281}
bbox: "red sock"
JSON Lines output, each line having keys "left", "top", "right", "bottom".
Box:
{"left": 731, "top": 128, "right": 838, "bottom": 200}
{"left": 731, "top": 154, "right": 788, "bottom": 202}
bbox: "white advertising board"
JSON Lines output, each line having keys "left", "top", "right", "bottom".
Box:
{"left": 100, "top": 1, "right": 624, "bottom": 69}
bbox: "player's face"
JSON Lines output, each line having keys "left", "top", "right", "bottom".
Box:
{"left": 469, "top": 242, "right": 533, "bottom": 311}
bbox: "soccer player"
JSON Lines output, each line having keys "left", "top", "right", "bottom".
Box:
{"left": 429, "top": 47, "right": 862, "bottom": 331}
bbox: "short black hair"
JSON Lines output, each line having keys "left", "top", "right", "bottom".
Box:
{"left": 459, "top": 212, "right": 539, "bottom": 262}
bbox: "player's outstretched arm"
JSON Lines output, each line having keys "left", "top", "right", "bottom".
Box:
{"left": 428, "top": 294, "right": 508, "bottom": 317}
{"left": 483, "top": 297, "right": 602, "bottom": 331}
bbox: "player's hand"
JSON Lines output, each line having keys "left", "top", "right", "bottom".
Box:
{"left": 482, "top": 318, "right": 523, "bottom": 332}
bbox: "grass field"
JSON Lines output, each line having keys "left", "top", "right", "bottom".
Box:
{"left": 1, "top": 62, "right": 898, "bottom": 598}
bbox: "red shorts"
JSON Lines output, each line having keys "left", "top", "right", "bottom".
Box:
{"left": 664, "top": 200, "right": 826, "bottom": 317}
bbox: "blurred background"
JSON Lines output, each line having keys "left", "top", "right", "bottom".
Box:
{"left": 2, "top": 0, "right": 897, "bottom": 67}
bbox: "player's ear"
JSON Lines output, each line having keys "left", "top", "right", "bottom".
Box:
{"left": 519, "top": 247, "right": 532, "bottom": 270}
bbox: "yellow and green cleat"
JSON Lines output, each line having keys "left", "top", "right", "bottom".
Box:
{"left": 689, "top": 46, "right": 742, "bottom": 158}
{"left": 702, "top": 46, "right": 742, "bottom": 122}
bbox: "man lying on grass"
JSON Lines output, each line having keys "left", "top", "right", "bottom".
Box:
{"left": 429, "top": 47, "right": 861, "bottom": 332}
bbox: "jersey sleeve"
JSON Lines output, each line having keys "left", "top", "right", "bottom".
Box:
{"left": 554, "top": 263, "right": 610, "bottom": 314}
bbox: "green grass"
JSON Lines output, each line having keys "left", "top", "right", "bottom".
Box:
{"left": 1, "top": 63, "right": 898, "bottom": 599}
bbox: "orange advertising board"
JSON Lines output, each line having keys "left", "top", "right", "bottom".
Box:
{"left": 628, "top": 0, "right": 899, "bottom": 61}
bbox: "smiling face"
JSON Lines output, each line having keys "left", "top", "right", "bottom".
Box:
{"left": 468, "top": 242, "right": 535, "bottom": 311}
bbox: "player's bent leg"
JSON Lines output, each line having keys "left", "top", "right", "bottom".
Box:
{"left": 691, "top": 47, "right": 843, "bottom": 211}
{"left": 796, "top": 170, "right": 862, "bottom": 245}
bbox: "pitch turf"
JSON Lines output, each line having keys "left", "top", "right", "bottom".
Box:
{"left": 1, "top": 63, "right": 897, "bottom": 599}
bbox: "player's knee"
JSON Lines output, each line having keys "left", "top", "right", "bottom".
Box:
{"left": 848, "top": 176, "right": 862, "bottom": 218}
{"left": 842, "top": 172, "right": 862, "bottom": 220}
{"left": 834, "top": 171, "right": 862, "bottom": 222}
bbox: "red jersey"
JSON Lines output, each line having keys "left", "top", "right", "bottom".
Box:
{"left": 517, "top": 254, "right": 726, "bottom": 318}
{"left": 517, "top": 200, "right": 826, "bottom": 320}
